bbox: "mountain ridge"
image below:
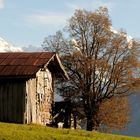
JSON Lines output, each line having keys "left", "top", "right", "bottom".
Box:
{"left": 0, "top": 37, "right": 22, "bottom": 52}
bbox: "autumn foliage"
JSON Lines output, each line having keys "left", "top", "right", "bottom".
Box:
{"left": 98, "top": 97, "right": 130, "bottom": 131}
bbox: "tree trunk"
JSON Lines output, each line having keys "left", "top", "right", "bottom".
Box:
{"left": 73, "top": 114, "right": 77, "bottom": 129}
{"left": 86, "top": 115, "right": 94, "bottom": 131}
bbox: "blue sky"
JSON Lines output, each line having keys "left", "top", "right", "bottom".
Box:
{"left": 0, "top": 0, "right": 140, "bottom": 50}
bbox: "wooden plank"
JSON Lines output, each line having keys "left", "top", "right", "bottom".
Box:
{"left": 0, "top": 84, "right": 2, "bottom": 120}
{"left": 12, "top": 83, "right": 17, "bottom": 122}
{"left": 20, "top": 82, "right": 24, "bottom": 123}
{"left": 26, "top": 80, "right": 31, "bottom": 124}
{"left": 11, "top": 81, "right": 14, "bottom": 122}
{"left": 21, "top": 81, "right": 26, "bottom": 124}
{"left": 29, "top": 79, "right": 35, "bottom": 124}
{"left": 1, "top": 84, "right": 4, "bottom": 121}
{"left": 22, "top": 82, "right": 26, "bottom": 124}
{"left": 3, "top": 83, "right": 7, "bottom": 121}
{"left": 8, "top": 81, "right": 13, "bottom": 122}
{"left": 16, "top": 82, "right": 20, "bottom": 123}
{"left": 6, "top": 82, "right": 9, "bottom": 122}
{"left": 5, "top": 82, "right": 8, "bottom": 122}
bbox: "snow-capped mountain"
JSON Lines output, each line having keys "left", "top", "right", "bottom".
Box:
{"left": 0, "top": 37, "right": 22, "bottom": 52}
{"left": 110, "top": 27, "right": 133, "bottom": 49}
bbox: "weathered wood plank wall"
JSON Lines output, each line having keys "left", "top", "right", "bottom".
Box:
{"left": 26, "top": 78, "right": 36, "bottom": 124}
{"left": 0, "top": 80, "right": 26, "bottom": 123}
{"left": 25, "top": 68, "right": 54, "bottom": 125}
{"left": 0, "top": 68, "right": 54, "bottom": 125}
{"left": 36, "top": 69, "right": 53, "bottom": 125}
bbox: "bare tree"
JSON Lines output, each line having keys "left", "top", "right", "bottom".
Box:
{"left": 43, "top": 7, "right": 140, "bottom": 131}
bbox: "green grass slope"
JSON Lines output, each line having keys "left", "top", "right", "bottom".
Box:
{"left": 0, "top": 122, "right": 139, "bottom": 140}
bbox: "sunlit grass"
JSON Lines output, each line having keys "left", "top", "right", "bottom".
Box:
{"left": 0, "top": 122, "right": 139, "bottom": 140}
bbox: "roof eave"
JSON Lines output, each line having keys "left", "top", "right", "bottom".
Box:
{"left": 54, "top": 54, "right": 69, "bottom": 80}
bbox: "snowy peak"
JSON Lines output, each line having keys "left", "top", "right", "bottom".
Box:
{"left": 0, "top": 37, "right": 22, "bottom": 52}
{"left": 110, "top": 27, "right": 133, "bottom": 49}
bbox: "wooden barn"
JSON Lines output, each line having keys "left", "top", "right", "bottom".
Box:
{"left": 0, "top": 52, "right": 68, "bottom": 125}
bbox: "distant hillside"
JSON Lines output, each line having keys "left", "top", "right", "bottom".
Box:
{"left": 115, "top": 94, "right": 140, "bottom": 137}
{"left": 0, "top": 122, "right": 139, "bottom": 140}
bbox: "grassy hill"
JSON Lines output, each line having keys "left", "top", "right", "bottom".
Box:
{"left": 0, "top": 122, "right": 139, "bottom": 140}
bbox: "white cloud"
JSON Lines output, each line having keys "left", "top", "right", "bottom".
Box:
{"left": 66, "top": 0, "right": 113, "bottom": 11}
{"left": 25, "top": 12, "right": 70, "bottom": 27}
{"left": 0, "top": 0, "right": 5, "bottom": 9}
{"left": 22, "top": 45, "right": 42, "bottom": 52}
{"left": 24, "top": 1, "right": 113, "bottom": 30}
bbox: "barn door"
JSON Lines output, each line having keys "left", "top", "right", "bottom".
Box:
{"left": 0, "top": 80, "right": 25, "bottom": 123}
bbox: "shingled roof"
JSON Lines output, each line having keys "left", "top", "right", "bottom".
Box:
{"left": 0, "top": 52, "right": 69, "bottom": 79}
